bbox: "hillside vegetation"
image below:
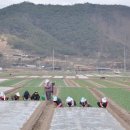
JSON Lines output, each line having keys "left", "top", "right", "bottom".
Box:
{"left": 0, "top": 2, "right": 130, "bottom": 59}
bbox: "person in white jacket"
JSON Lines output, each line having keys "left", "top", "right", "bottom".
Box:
{"left": 80, "top": 97, "right": 90, "bottom": 107}
{"left": 66, "top": 96, "right": 76, "bottom": 107}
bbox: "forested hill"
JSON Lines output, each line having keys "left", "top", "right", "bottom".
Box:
{"left": 0, "top": 2, "right": 130, "bottom": 59}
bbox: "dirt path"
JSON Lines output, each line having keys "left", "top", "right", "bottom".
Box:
{"left": 32, "top": 102, "right": 55, "bottom": 130}
{"left": 28, "top": 87, "right": 58, "bottom": 130}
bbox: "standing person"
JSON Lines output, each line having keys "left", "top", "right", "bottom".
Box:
{"left": 23, "top": 90, "right": 30, "bottom": 100}
{"left": 53, "top": 96, "right": 63, "bottom": 107}
{"left": 44, "top": 79, "right": 54, "bottom": 100}
{"left": 66, "top": 96, "right": 76, "bottom": 107}
{"left": 31, "top": 91, "right": 40, "bottom": 100}
{"left": 80, "top": 97, "right": 90, "bottom": 107}
{"left": 98, "top": 97, "right": 108, "bottom": 108}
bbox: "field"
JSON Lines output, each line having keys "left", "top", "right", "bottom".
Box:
{"left": 0, "top": 70, "right": 130, "bottom": 130}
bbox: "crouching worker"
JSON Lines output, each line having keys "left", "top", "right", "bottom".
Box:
{"left": 31, "top": 91, "right": 40, "bottom": 100}
{"left": 80, "top": 97, "right": 90, "bottom": 107}
{"left": 11, "top": 92, "right": 20, "bottom": 100}
{"left": 66, "top": 96, "right": 76, "bottom": 107}
{"left": 98, "top": 97, "right": 108, "bottom": 108}
{"left": 0, "top": 92, "right": 9, "bottom": 100}
{"left": 53, "top": 96, "right": 63, "bottom": 107}
{"left": 23, "top": 90, "right": 30, "bottom": 100}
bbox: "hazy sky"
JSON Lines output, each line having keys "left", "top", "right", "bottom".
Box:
{"left": 0, "top": 0, "right": 130, "bottom": 9}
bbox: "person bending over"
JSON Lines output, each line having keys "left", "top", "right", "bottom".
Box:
{"left": 66, "top": 96, "right": 76, "bottom": 107}
{"left": 31, "top": 91, "right": 40, "bottom": 100}
{"left": 80, "top": 97, "right": 90, "bottom": 107}
{"left": 23, "top": 90, "right": 30, "bottom": 100}
{"left": 53, "top": 96, "right": 63, "bottom": 107}
{"left": 98, "top": 97, "right": 108, "bottom": 108}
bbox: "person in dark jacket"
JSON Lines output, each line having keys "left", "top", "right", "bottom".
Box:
{"left": 31, "top": 91, "right": 40, "bottom": 100}
{"left": 23, "top": 90, "right": 30, "bottom": 100}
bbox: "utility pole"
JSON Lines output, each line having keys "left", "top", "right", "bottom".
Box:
{"left": 123, "top": 44, "right": 126, "bottom": 73}
{"left": 52, "top": 48, "right": 54, "bottom": 72}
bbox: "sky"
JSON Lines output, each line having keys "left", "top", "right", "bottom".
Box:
{"left": 0, "top": 0, "right": 130, "bottom": 9}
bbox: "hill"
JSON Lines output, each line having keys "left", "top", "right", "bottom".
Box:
{"left": 0, "top": 2, "right": 130, "bottom": 60}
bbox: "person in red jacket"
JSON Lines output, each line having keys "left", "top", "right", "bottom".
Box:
{"left": 0, "top": 92, "right": 8, "bottom": 100}
{"left": 98, "top": 97, "right": 108, "bottom": 108}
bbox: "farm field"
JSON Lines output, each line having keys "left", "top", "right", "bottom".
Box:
{"left": 0, "top": 79, "right": 24, "bottom": 87}
{"left": 0, "top": 72, "right": 130, "bottom": 129}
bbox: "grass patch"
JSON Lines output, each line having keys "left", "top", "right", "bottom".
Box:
{"left": 23, "top": 79, "right": 43, "bottom": 87}
{"left": 100, "top": 88, "right": 130, "bottom": 112}
{"left": 0, "top": 79, "right": 23, "bottom": 87}
{"left": 74, "top": 79, "right": 95, "bottom": 88}
{"left": 52, "top": 79, "right": 67, "bottom": 87}
{"left": 92, "top": 79, "right": 121, "bottom": 88}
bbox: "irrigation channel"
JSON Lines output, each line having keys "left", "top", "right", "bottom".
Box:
{"left": 0, "top": 78, "right": 130, "bottom": 130}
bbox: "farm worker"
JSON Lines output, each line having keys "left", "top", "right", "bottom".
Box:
{"left": 0, "top": 92, "right": 6, "bottom": 100}
{"left": 11, "top": 92, "right": 20, "bottom": 100}
{"left": 23, "top": 90, "right": 30, "bottom": 100}
{"left": 53, "top": 96, "right": 63, "bottom": 107}
{"left": 98, "top": 97, "right": 108, "bottom": 108}
{"left": 66, "top": 96, "right": 76, "bottom": 107}
{"left": 31, "top": 91, "right": 40, "bottom": 100}
{"left": 80, "top": 97, "right": 89, "bottom": 107}
{"left": 44, "top": 79, "right": 54, "bottom": 100}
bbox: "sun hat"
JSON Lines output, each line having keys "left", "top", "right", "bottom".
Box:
{"left": 102, "top": 97, "right": 107, "bottom": 103}
{"left": 15, "top": 92, "right": 20, "bottom": 97}
{"left": 66, "top": 96, "right": 73, "bottom": 103}
{"left": 0, "top": 92, "right": 5, "bottom": 97}
{"left": 53, "top": 96, "right": 58, "bottom": 101}
{"left": 44, "top": 79, "right": 50, "bottom": 84}
{"left": 81, "top": 97, "right": 87, "bottom": 103}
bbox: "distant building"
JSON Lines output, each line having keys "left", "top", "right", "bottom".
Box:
{"left": 26, "top": 65, "right": 36, "bottom": 68}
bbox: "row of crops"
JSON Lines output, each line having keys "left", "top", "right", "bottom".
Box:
{"left": 0, "top": 77, "right": 130, "bottom": 111}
